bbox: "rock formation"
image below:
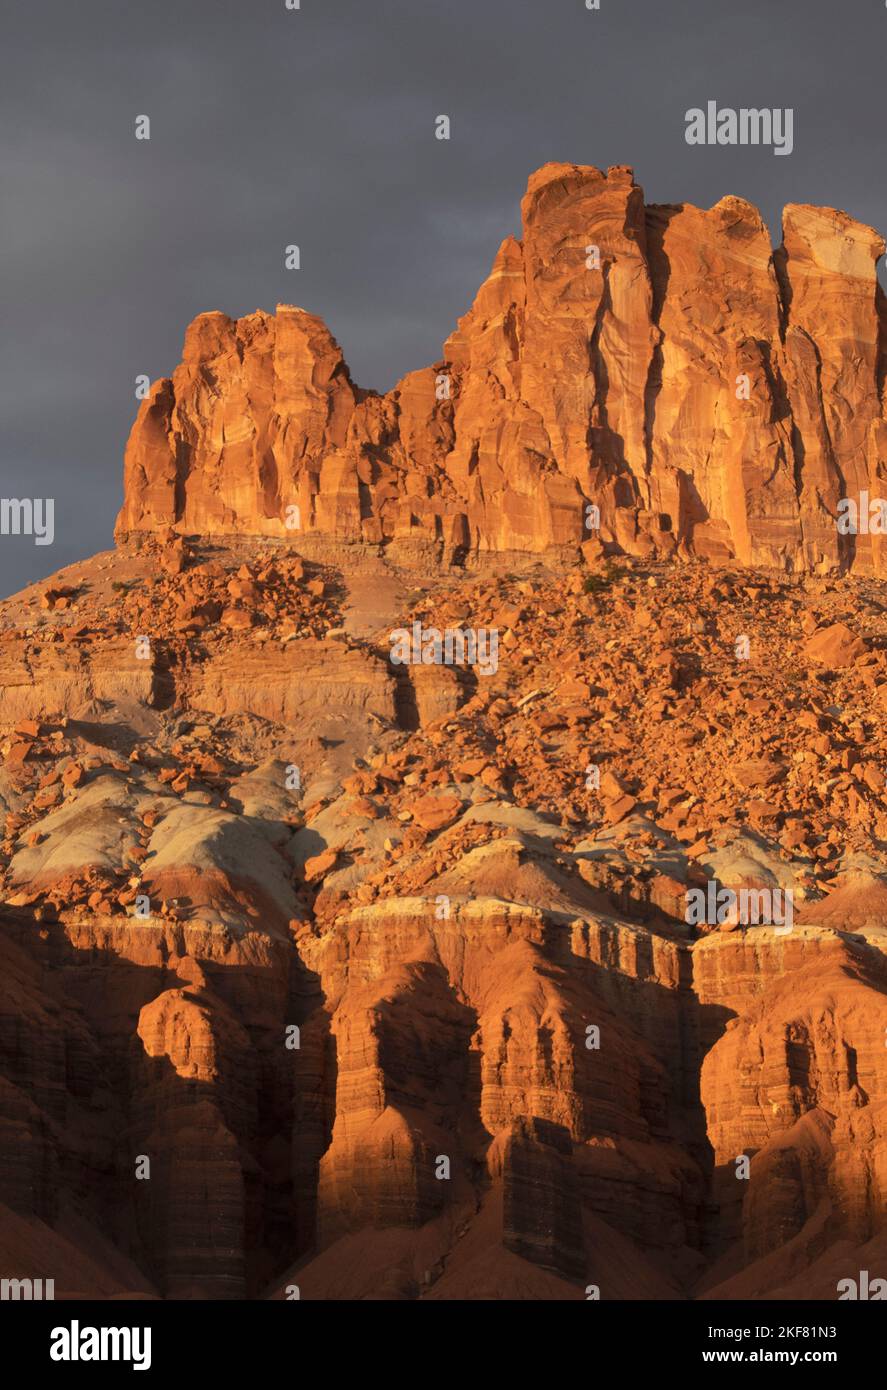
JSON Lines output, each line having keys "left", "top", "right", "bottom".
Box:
{"left": 117, "top": 164, "right": 887, "bottom": 575}
{"left": 2, "top": 164, "right": 887, "bottom": 1302}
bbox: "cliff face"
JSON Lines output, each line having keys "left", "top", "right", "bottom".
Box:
{"left": 117, "top": 163, "right": 887, "bottom": 574}
{"left": 4, "top": 163, "right": 887, "bottom": 1302}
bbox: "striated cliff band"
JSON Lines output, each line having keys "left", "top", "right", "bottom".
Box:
{"left": 118, "top": 163, "right": 887, "bottom": 576}
{"left": 2, "top": 164, "right": 887, "bottom": 1301}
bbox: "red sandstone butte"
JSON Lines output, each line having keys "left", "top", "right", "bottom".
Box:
{"left": 117, "top": 164, "right": 887, "bottom": 576}
{"left": 1, "top": 165, "right": 887, "bottom": 1304}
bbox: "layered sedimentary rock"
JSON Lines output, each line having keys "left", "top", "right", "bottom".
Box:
{"left": 697, "top": 929, "right": 887, "bottom": 1271}
{"left": 117, "top": 164, "right": 887, "bottom": 574}
{"left": 3, "top": 539, "right": 887, "bottom": 1297}
{"left": 3, "top": 165, "right": 887, "bottom": 1301}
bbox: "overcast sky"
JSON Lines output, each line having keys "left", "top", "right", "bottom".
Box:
{"left": 2, "top": 0, "right": 885, "bottom": 596}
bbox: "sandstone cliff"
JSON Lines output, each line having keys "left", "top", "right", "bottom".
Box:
{"left": 3, "top": 163, "right": 887, "bottom": 1301}
{"left": 117, "top": 164, "right": 887, "bottom": 575}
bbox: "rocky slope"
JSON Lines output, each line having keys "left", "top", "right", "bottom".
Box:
{"left": 2, "top": 529, "right": 887, "bottom": 1299}
{"left": 2, "top": 164, "right": 887, "bottom": 1301}
{"left": 117, "top": 163, "right": 887, "bottom": 576}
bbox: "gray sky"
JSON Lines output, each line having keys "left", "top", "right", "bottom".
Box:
{"left": 2, "top": 0, "right": 884, "bottom": 596}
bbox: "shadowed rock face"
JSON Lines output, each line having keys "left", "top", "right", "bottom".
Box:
{"left": 3, "top": 166, "right": 887, "bottom": 1303}
{"left": 117, "top": 163, "right": 887, "bottom": 575}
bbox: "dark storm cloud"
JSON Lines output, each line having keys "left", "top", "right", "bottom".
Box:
{"left": 2, "top": 0, "right": 885, "bottom": 595}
